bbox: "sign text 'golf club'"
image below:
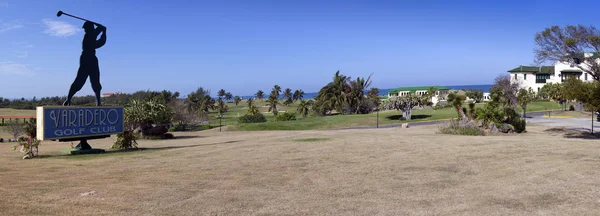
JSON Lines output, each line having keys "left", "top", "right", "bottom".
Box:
{"left": 37, "top": 106, "right": 124, "bottom": 140}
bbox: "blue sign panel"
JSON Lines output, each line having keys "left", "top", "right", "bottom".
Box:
{"left": 39, "top": 106, "right": 124, "bottom": 140}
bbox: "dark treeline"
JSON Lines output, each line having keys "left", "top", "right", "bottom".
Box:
{"left": 0, "top": 90, "right": 180, "bottom": 110}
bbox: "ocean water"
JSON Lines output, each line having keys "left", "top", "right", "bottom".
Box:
{"left": 237, "top": 84, "right": 493, "bottom": 100}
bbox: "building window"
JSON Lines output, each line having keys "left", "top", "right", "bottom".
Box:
{"left": 524, "top": 74, "right": 527, "bottom": 80}
{"left": 514, "top": 74, "right": 517, "bottom": 80}
{"left": 537, "top": 87, "right": 540, "bottom": 92}
{"left": 585, "top": 73, "right": 588, "bottom": 80}
{"left": 535, "top": 74, "right": 549, "bottom": 83}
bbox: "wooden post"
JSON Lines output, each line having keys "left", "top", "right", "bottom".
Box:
{"left": 592, "top": 109, "right": 594, "bottom": 135}
{"left": 376, "top": 110, "right": 379, "bottom": 128}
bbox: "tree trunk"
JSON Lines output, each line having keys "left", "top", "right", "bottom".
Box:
{"left": 522, "top": 105, "right": 527, "bottom": 118}
{"left": 456, "top": 107, "right": 467, "bottom": 120}
{"left": 402, "top": 108, "right": 413, "bottom": 120}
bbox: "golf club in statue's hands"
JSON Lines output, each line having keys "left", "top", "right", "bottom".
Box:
{"left": 56, "top": 10, "right": 103, "bottom": 26}
{"left": 57, "top": 10, "right": 107, "bottom": 109}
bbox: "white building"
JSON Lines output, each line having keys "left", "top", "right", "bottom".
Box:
{"left": 507, "top": 53, "right": 596, "bottom": 93}
{"left": 387, "top": 86, "right": 491, "bottom": 106}
{"left": 387, "top": 86, "right": 452, "bottom": 106}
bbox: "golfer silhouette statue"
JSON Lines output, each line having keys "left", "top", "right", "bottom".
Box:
{"left": 63, "top": 21, "right": 106, "bottom": 106}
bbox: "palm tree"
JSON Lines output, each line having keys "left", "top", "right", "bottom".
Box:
{"left": 246, "top": 98, "right": 254, "bottom": 108}
{"left": 272, "top": 85, "right": 282, "bottom": 99}
{"left": 248, "top": 105, "right": 259, "bottom": 115}
{"left": 348, "top": 74, "right": 372, "bottom": 114}
{"left": 283, "top": 88, "right": 292, "bottom": 100}
{"left": 217, "top": 89, "right": 226, "bottom": 98}
{"left": 185, "top": 94, "right": 200, "bottom": 113}
{"left": 293, "top": 89, "right": 304, "bottom": 101}
{"left": 225, "top": 92, "right": 233, "bottom": 101}
{"left": 283, "top": 88, "right": 293, "bottom": 106}
{"left": 297, "top": 100, "right": 311, "bottom": 118}
{"left": 447, "top": 92, "right": 467, "bottom": 119}
{"left": 255, "top": 90, "right": 265, "bottom": 100}
{"left": 234, "top": 96, "right": 241, "bottom": 106}
{"left": 217, "top": 97, "right": 228, "bottom": 114}
{"left": 266, "top": 95, "right": 279, "bottom": 116}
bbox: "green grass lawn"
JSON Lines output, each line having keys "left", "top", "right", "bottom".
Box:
{"left": 0, "top": 100, "right": 576, "bottom": 135}
{"left": 230, "top": 100, "right": 570, "bottom": 131}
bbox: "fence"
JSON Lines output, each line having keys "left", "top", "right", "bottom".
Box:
{"left": 0, "top": 116, "right": 36, "bottom": 126}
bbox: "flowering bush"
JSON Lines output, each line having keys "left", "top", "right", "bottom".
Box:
{"left": 12, "top": 137, "right": 41, "bottom": 159}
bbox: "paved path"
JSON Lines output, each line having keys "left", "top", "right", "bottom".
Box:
{"left": 527, "top": 117, "right": 600, "bottom": 132}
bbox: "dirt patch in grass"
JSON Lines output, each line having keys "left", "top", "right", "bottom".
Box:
{"left": 543, "top": 127, "right": 600, "bottom": 140}
{"left": 293, "top": 138, "right": 331, "bottom": 142}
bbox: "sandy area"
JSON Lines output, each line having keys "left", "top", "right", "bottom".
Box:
{"left": 1, "top": 125, "right": 600, "bottom": 215}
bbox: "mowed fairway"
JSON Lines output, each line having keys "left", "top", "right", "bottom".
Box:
{"left": 1, "top": 125, "right": 600, "bottom": 215}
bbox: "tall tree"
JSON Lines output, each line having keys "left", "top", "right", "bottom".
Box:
{"left": 246, "top": 98, "right": 254, "bottom": 108}
{"left": 540, "top": 82, "right": 566, "bottom": 109}
{"left": 314, "top": 71, "right": 351, "bottom": 114}
{"left": 234, "top": 96, "right": 241, "bottom": 106}
{"left": 217, "top": 89, "right": 226, "bottom": 98}
{"left": 447, "top": 92, "right": 467, "bottom": 120}
{"left": 216, "top": 98, "right": 228, "bottom": 114}
{"left": 490, "top": 74, "right": 521, "bottom": 109}
{"left": 272, "top": 85, "right": 282, "bottom": 99}
{"left": 185, "top": 87, "right": 210, "bottom": 114}
{"left": 255, "top": 90, "right": 265, "bottom": 100}
{"left": 367, "top": 87, "right": 381, "bottom": 108}
{"left": 517, "top": 88, "right": 535, "bottom": 118}
{"left": 464, "top": 89, "right": 484, "bottom": 103}
{"left": 266, "top": 95, "right": 279, "bottom": 116}
{"left": 283, "top": 88, "right": 293, "bottom": 100}
{"left": 283, "top": 88, "right": 293, "bottom": 106}
{"left": 562, "top": 77, "right": 600, "bottom": 111}
{"left": 293, "top": 90, "right": 304, "bottom": 101}
{"left": 296, "top": 100, "right": 311, "bottom": 118}
{"left": 246, "top": 98, "right": 259, "bottom": 115}
{"left": 224, "top": 92, "right": 233, "bottom": 101}
{"left": 534, "top": 25, "right": 600, "bottom": 80}
{"left": 381, "top": 94, "right": 422, "bottom": 120}
{"left": 347, "top": 74, "right": 373, "bottom": 114}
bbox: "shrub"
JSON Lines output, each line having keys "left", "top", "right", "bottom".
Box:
{"left": 144, "top": 133, "right": 175, "bottom": 140}
{"left": 433, "top": 102, "right": 451, "bottom": 110}
{"left": 276, "top": 112, "right": 297, "bottom": 121}
{"left": 12, "top": 137, "right": 41, "bottom": 159}
{"left": 168, "top": 127, "right": 176, "bottom": 132}
{"left": 569, "top": 105, "right": 575, "bottom": 111}
{"left": 238, "top": 113, "right": 267, "bottom": 123}
{"left": 112, "top": 130, "right": 139, "bottom": 149}
{"left": 0, "top": 138, "right": 3, "bottom": 142}
{"left": 511, "top": 118, "right": 526, "bottom": 133}
{"left": 438, "top": 120, "right": 485, "bottom": 136}
{"left": 163, "top": 133, "right": 175, "bottom": 139}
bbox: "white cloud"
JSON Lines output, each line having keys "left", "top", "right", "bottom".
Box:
{"left": 9, "top": 42, "right": 33, "bottom": 58}
{"left": 13, "top": 51, "right": 27, "bottom": 58}
{"left": 0, "top": 62, "right": 35, "bottom": 76}
{"left": 42, "top": 19, "right": 81, "bottom": 37}
{"left": 0, "top": 20, "right": 24, "bottom": 33}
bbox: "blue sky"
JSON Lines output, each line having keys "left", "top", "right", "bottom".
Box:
{"left": 1, "top": 0, "right": 600, "bottom": 98}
